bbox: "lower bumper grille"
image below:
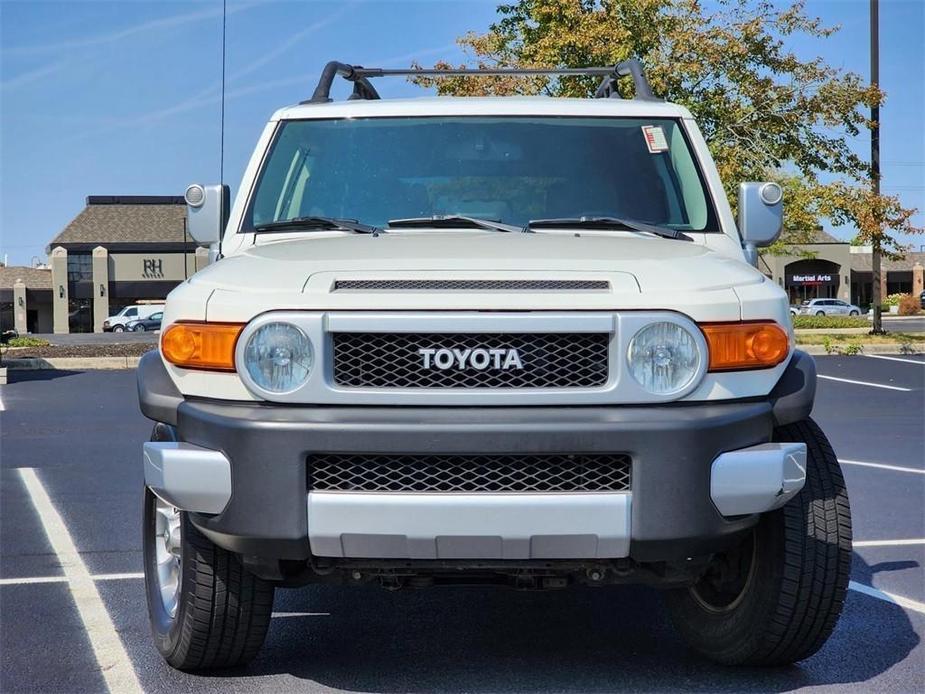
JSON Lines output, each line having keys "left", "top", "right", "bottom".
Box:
{"left": 308, "top": 453, "right": 632, "bottom": 493}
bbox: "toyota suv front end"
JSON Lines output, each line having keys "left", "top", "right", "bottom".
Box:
{"left": 137, "top": 60, "right": 851, "bottom": 672}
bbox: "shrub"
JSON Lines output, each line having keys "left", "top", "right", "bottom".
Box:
{"left": 885, "top": 293, "right": 906, "bottom": 307}
{"left": 791, "top": 315, "right": 868, "bottom": 329}
{"left": 843, "top": 342, "right": 863, "bottom": 355}
{"left": 5, "top": 336, "right": 51, "bottom": 348}
{"left": 898, "top": 294, "right": 921, "bottom": 316}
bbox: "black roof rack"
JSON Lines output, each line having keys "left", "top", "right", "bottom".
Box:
{"left": 304, "top": 59, "right": 657, "bottom": 104}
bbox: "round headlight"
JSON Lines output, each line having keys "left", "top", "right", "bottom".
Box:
{"left": 626, "top": 322, "right": 701, "bottom": 395}
{"left": 243, "top": 322, "right": 313, "bottom": 393}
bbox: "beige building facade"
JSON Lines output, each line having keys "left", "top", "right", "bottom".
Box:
{"left": 2, "top": 196, "right": 208, "bottom": 334}
{"left": 760, "top": 230, "right": 924, "bottom": 308}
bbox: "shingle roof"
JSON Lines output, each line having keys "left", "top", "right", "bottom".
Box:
{"left": 47, "top": 196, "right": 187, "bottom": 248}
{"left": 0, "top": 265, "right": 52, "bottom": 290}
{"left": 849, "top": 251, "right": 925, "bottom": 272}
{"left": 804, "top": 228, "right": 844, "bottom": 244}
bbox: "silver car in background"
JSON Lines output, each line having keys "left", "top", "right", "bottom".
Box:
{"left": 798, "top": 298, "right": 862, "bottom": 316}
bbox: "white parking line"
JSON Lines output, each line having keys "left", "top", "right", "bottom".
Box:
{"left": 853, "top": 539, "right": 925, "bottom": 547}
{"left": 849, "top": 581, "right": 925, "bottom": 616}
{"left": 864, "top": 354, "right": 925, "bottom": 365}
{"left": 817, "top": 374, "right": 912, "bottom": 392}
{"left": 0, "top": 391, "right": 5, "bottom": 411}
{"left": 18, "top": 468, "right": 142, "bottom": 694}
{"left": 839, "top": 459, "right": 925, "bottom": 475}
{"left": 0, "top": 572, "right": 144, "bottom": 586}
{"left": 272, "top": 612, "right": 331, "bottom": 618}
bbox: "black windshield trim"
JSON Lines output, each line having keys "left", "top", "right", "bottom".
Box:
{"left": 238, "top": 116, "right": 723, "bottom": 235}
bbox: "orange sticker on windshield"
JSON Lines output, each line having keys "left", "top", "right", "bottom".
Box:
{"left": 642, "top": 125, "right": 669, "bottom": 153}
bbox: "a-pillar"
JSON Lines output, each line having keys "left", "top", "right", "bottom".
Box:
{"left": 195, "top": 246, "right": 210, "bottom": 272}
{"left": 50, "top": 246, "right": 69, "bottom": 334}
{"left": 13, "top": 279, "right": 27, "bottom": 334}
{"left": 92, "top": 246, "right": 109, "bottom": 333}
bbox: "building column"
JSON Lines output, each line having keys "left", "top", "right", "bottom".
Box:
{"left": 913, "top": 262, "right": 924, "bottom": 298}
{"left": 13, "top": 279, "right": 27, "bottom": 334}
{"left": 50, "top": 246, "right": 69, "bottom": 334}
{"left": 879, "top": 272, "right": 888, "bottom": 303}
{"left": 92, "top": 246, "right": 109, "bottom": 333}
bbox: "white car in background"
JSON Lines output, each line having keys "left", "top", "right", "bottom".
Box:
{"left": 797, "top": 298, "right": 862, "bottom": 316}
{"left": 103, "top": 303, "right": 165, "bottom": 332}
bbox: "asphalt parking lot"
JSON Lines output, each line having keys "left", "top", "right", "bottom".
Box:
{"left": 1, "top": 355, "right": 923, "bottom": 693}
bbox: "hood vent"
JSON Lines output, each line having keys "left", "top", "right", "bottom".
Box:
{"left": 332, "top": 279, "right": 610, "bottom": 292}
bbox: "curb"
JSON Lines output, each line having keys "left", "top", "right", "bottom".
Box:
{"left": 2, "top": 356, "right": 142, "bottom": 370}
{"left": 800, "top": 344, "right": 922, "bottom": 356}
{"left": 795, "top": 327, "right": 869, "bottom": 335}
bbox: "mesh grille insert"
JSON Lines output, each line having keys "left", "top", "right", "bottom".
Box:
{"left": 309, "top": 454, "right": 632, "bottom": 493}
{"left": 332, "top": 332, "right": 609, "bottom": 389}
{"left": 333, "top": 279, "right": 610, "bottom": 291}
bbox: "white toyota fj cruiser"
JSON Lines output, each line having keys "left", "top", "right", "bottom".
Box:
{"left": 138, "top": 60, "right": 851, "bottom": 671}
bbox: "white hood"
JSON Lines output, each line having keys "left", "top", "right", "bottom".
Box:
{"left": 196, "top": 232, "right": 759, "bottom": 292}
{"left": 178, "top": 232, "right": 775, "bottom": 322}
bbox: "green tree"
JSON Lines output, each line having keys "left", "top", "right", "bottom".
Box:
{"left": 413, "top": 0, "right": 919, "bottom": 252}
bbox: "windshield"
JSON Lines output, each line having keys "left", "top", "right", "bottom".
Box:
{"left": 244, "top": 116, "right": 719, "bottom": 232}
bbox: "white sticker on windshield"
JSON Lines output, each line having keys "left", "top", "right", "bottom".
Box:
{"left": 642, "top": 125, "right": 669, "bottom": 153}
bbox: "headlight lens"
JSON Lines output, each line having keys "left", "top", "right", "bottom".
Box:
{"left": 243, "top": 322, "right": 313, "bottom": 393}
{"left": 626, "top": 321, "right": 701, "bottom": 395}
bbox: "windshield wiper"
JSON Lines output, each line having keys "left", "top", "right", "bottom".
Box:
{"left": 388, "top": 215, "right": 522, "bottom": 233}
{"left": 527, "top": 216, "right": 693, "bottom": 241}
{"left": 253, "top": 216, "right": 381, "bottom": 235}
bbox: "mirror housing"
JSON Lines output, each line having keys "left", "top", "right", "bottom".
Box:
{"left": 738, "top": 182, "right": 783, "bottom": 267}
{"left": 184, "top": 184, "right": 229, "bottom": 246}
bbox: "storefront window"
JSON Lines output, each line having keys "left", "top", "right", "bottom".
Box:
{"left": 784, "top": 259, "right": 841, "bottom": 305}
{"left": 67, "top": 299, "right": 93, "bottom": 333}
{"left": 67, "top": 253, "right": 93, "bottom": 282}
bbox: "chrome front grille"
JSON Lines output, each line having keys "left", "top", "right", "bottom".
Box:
{"left": 332, "top": 332, "right": 609, "bottom": 389}
{"left": 333, "top": 279, "right": 610, "bottom": 291}
{"left": 309, "top": 453, "right": 632, "bottom": 493}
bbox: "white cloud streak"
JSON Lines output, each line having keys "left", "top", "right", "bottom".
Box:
{"left": 2, "top": 1, "right": 259, "bottom": 57}
{"left": 0, "top": 60, "right": 68, "bottom": 91}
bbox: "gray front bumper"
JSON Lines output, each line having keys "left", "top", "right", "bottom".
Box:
{"left": 137, "top": 350, "right": 816, "bottom": 563}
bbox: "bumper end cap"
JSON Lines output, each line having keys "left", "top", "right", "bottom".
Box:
{"left": 143, "top": 441, "right": 231, "bottom": 514}
{"left": 711, "top": 442, "right": 807, "bottom": 517}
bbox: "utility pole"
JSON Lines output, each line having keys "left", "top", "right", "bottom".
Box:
{"left": 870, "top": 0, "right": 884, "bottom": 334}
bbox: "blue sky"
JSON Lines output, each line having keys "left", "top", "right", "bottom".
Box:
{"left": 1, "top": 0, "right": 922, "bottom": 265}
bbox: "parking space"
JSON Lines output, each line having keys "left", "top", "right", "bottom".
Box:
{"left": 1, "top": 356, "right": 923, "bottom": 692}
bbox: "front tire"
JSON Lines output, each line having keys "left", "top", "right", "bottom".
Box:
{"left": 849, "top": 310, "right": 859, "bottom": 316}
{"left": 113, "top": 325, "right": 125, "bottom": 333}
{"left": 815, "top": 310, "right": 826, "bottom": 316}
{"left": 134, "top": 324, "right": 146, "bottom": 332}
{"left": 143, "top": 487, "right": 275, "bottom": 671}
{"left": 664, "top": 419, "right": 852, "bottom": 665}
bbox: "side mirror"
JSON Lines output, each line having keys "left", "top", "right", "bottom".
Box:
{"left": 184, "top": 184, "right": 229, "bottom": 246}
{"left": 738, "top": 182, "right": 783, "bottom": 266}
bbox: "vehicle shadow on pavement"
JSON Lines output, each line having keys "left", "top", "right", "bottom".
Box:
{"left": 225, "top": 551, "right": 919, "bottom": 692}
{"left": 3, "top": 368, "right": 83, "bottom": 384}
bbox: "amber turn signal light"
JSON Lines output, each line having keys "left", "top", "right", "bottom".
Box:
{"left": 161, "top": 321, "right": 244, "bottom": 371}
{"left": 700, "top": 321, "right": 789, "bottom": 371}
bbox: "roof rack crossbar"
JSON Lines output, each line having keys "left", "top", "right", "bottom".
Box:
{"left": 306, "top": 58, "right": 658, "bottom": 103}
